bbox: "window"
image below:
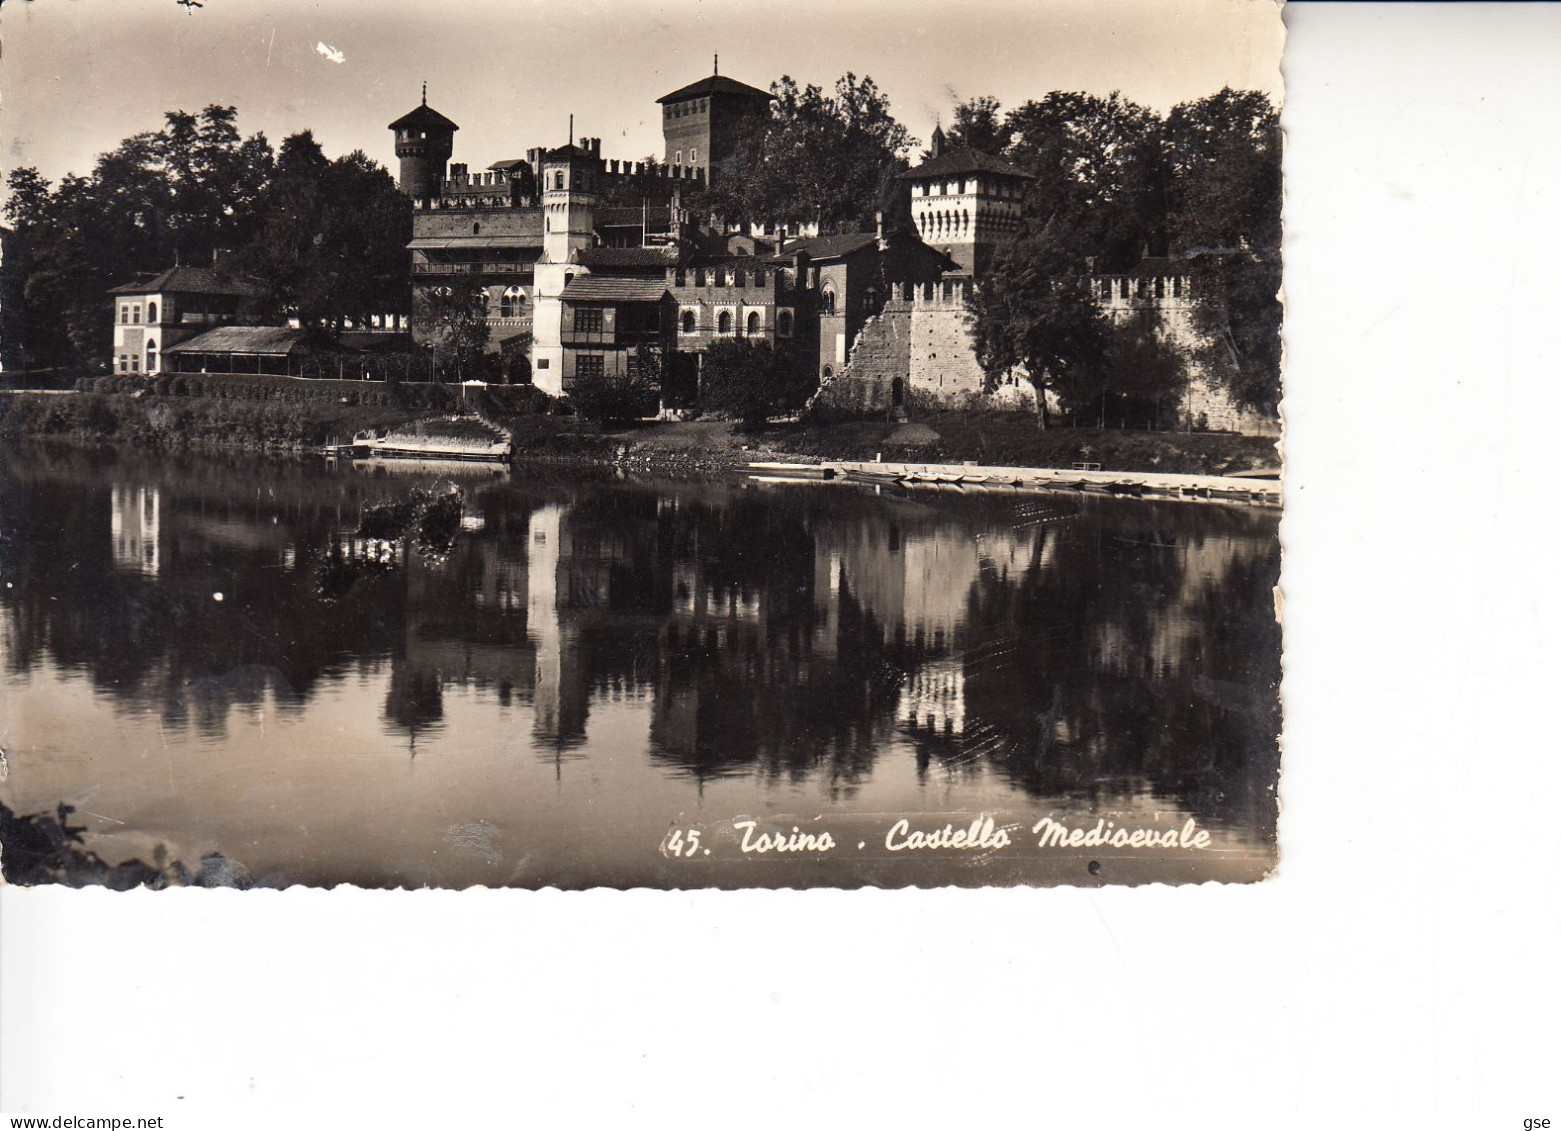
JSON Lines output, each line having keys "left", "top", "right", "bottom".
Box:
{"left": 574, "top": 307, "right": 604, "bottom": 333}
{"left": 132, "top": 306, "right": 141, "bottom": 324}
{"left": 119, "top": 356, "right": 128, "bottom": 372}
{"left": 717, "top": 311, "right": 733, "bottom": 334}
{"left": 777, "top": 311, "right": 793, "bottom": 338}
{"left": 576, "top": 354, "right": 605, "bottom": 378}
{"left": 690, "top": 148, "right": 698, "bottom": 164}
{"left": 537, "top": 358, "right": 550, "bottom": 370}
{"left": 146, "top": 341, "right": 157, "bottom": 370}
{"left": 120, "top": 306, "right": 129, "bottom": 324}
{"left": 473, "top": 222, "right": 481, "bottom": 235}
{"left": 822, "top": 366, "right": 833, "bottom": 380}
{"left": 680, "top": 310, "right": 696, "bottom": 334}
{"left": 821, "top": 288, "right": 837, "bottom": 313}
{"left": 146, "top": 302, "right": 157, "bottom": 323}
{"left": 501, "top": 286, "right": 525, "bottom": 318}
{"left": 675, "top": 150, "right": 683, "bottom": 165}
{"left": 130, "top": 355, "right": 140, "bottom": 372}
{"left": 1155, "top": 276, "right": 1165, "bottom": 299}
{"left": 746, "top": 311, "right": 760, "bottom": 335}
{"left": 1172, "top": 277, "right": 1183, "bottom": 298}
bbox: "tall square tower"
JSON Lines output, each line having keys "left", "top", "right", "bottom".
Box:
{"left": 657, "top": 62, "right": 773, "bottom": 177}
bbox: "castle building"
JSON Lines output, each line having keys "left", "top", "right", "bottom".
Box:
{"left": 899, "top": 125, "right": 1033, "bottom": 278}
{"left": 391, "top": 65, "right": 951, "bottom": 399}
{"left": 656, "top": 59, "right": 774, "bottom": 176}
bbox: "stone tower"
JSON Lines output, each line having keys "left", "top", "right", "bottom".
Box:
{"left": 388, "top": 86, "right": 459, "bottom": 200}
{"left": 531, "top": 143, "right": 602, "bottom": 396}
{"left": 656, "top": 58, "right": 773, "bottom": 177}
{"left": 898, "top": 146, "right": 1034, "bottom": 277}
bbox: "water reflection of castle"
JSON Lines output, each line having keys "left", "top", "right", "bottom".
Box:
{"left": 382, "top": 488, "right": 1066, "bottom": 765}
{"left": 110, "top": 486, "right": 160, "bottom": 575}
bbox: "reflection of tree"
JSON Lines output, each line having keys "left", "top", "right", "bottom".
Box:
{"left": 1, "top": 445, "right": 408, "bottom": 739}
{"left": 957, "top": 500, "right": 1280, "bottom": 833}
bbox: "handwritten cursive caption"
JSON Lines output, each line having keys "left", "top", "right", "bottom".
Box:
{"left": 659, "top": 815, "right": 1213, "bottom": 860}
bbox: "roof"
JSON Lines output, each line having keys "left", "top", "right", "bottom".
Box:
{"left": 487, "top": 158, "right": 530, "bottom": 171}
{"left": 108, "top": 265, "right": 263, "bottom": 297}
{"left": 388, "top": 103, "right": 460, "bottom": 132}
{"left": 574, "top": 247, "right": 678, "bottom": 270}
{"left": 165, "top": 326, "right": 311, "bottom": 356}
{"left": 764, "top": 232, "right": 879, "bottom": 263}
{"left": 657, "top": 74, "right": 774, "bottom": 104}
{"left": 900, "top": 147, "right": 1035, "bottom": 181}
{"left": 561, "top": 276, "right": 671, "bottom": 304}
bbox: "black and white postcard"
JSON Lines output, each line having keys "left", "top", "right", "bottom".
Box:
{"left": 0, "top": 0, "right": 1285, "bottom": 889}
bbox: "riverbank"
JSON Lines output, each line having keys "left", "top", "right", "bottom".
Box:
{"left": 503, "top": 413, "right": 1280, "bottom": 477}
{"left": 0, "top": 390, "right": 1280, "bottom": 475}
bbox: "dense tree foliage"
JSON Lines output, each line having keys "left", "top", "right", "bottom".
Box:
{"left": 708, "top": 74, "right": 915, "bottom": 234}
{"left": 697, "top": 339, "right": 814, "bottom": 428}
{"left": 962, "top": 87, "right": 1281, "bottom": 415}
{"left": 943, "top": 95, "right": 1011, "bottom": 157}
{"left": 3, "top": 106, "right": 409, "bottom": 374}
{"left": 238, "top": 132, "right": 411, "bottom": 332}
{"left": 1163, "top": 90, "right": 1282, "bottom": 412}
{"left": 567, "top": 345, "right": 662, "bottom": 425}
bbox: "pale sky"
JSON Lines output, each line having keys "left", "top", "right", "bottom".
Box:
{"left": 1, "top": 0, "right": 1283, "bottom": 195}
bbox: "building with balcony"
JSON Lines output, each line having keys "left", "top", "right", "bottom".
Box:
{"left": 107, "top": 265, "right": 265, "bottom": 376}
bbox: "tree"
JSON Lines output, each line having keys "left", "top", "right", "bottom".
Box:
{"left": 1, "top": 106, "right": 274, "bottom": 372}
{"left": 945, "top": 95, "right": 1012, "bottom": 156}
{"left": 568, "top": 344, "right": 662, "bottom": 425}
{"left": 697, "top": 339, "right": 814, "bottom": 429}
{"left": 712, "top": 74, "right": 915, "bottom": 234}
{"left": 239, "top": 133, "right": 410, "bottom": 332}
{"left": 969, "top": 217, "right": 1110, "bottom": 428}
{"left": 1003, "top": 91, "right": 1168, "bottom": 271}
{"left": 1098, "top": 310, "right": 1189, "bottom": 429}
{"left": 1164, "top": 89, "right": 1282, "bottom": 412}
{"left": 414, "top": 277, "right": 490, "bottom": 382}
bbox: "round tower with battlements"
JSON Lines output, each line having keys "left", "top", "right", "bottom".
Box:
{"left": 388, "top": 86, "right": 459, "bottom": 200}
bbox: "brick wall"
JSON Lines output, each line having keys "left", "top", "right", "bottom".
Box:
{"left": 813, "top": 299, "right": 912, "bottom": 413}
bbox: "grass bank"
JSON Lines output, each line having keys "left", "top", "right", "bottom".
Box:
{"left": 2, "top": 389, "right": 1278, "bottom": 475}
{"left": 512, "top": 413, "right": 1280, "bottom": 476}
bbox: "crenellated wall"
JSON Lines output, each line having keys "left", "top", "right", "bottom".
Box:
{"left": 815, "top": 274, "right": 1276, "bottom": 433}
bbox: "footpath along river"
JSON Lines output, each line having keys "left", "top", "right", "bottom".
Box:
{"left": 0, "top": 441, "right": 1281, "bottom": 888}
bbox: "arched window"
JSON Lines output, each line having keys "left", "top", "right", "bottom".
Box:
{"left": 821, "top": 288, "right": 837, "bottom": 313}
{"left": 500, "top": 286, "right": 525, "bottom": 318}
{"left": 473, "top": 222, "right": 481, "bottom": 235}
{"left": 681, "top": 310, "right": 696, "bottom": 334}
{"left": 717, "top": 310, "right": 733, "bottom": 334}
{"left": 777, "top": 311, "right": 793, "bottom": 338}
{"left": 146, "top": 340, "right": 157, "bottom": 372}
{"left": 746, "top": 311, "right": 760, "bottom": 335}
{"left": 146, "top": 302, "right": 158, "bottom": 323}
{"left": 822, "top": 366, "right": 834, "bottom": 380}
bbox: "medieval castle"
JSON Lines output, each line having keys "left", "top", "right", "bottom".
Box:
{"left": 102, "top": 61, "right": 1273, "bottom": 436}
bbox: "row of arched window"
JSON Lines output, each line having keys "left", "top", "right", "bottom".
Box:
{"left": 679, "top": 309, "right": 793, "bottom": 336}
{"left": 119, "top": 302, "right": 157, "bottom": 323}
{"left": 919, "top": 210, "right": 970, "bottom": 238}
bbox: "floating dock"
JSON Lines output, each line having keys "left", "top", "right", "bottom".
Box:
{"left": 746, "top": 460, "right": 1281, "bottom": 507}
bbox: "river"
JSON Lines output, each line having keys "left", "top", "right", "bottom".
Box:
{"left": 0, "top": 442, "right": 1281, "bottom": 888}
